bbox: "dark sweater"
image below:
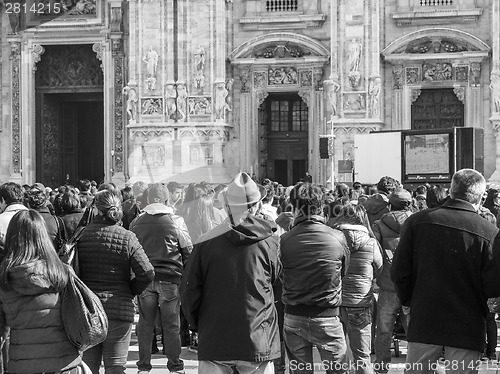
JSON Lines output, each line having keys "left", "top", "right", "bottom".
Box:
{"left": 77, "top": 215, "right": 154, "bottom": 322}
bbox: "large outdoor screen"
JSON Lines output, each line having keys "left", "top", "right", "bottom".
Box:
{"left": 404, "top": 133, "right": 451, "bottom": 175}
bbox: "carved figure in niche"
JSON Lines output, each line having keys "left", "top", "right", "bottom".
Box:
{"left": 123, "top": 86, "right": 138, "bottom": 122}
{"left": 490, "top": 71, "right": 500, "bottom": 114}
{"left": 65, "top": 0, "right": 96, "bottom": 15}
{"left": 194, "top": 46, "right": 206, "bottom": 72}
{"left": 324, "top": 78, "right": 341, "bottom": 116}
{"left": 143, "top": 46, "right": 159, "bottom": 78}
{"left": 368, "top": 76, "right": 381, "bottom": 117}
{"left": 284, "top": 68, "right": 298, "bottom": 84}
{"left": 176, "top": 83, "right": 188, "bottom": 120}
{"left": 435, "top": 63, "right": 452, "bottom": 81}
{"left": 393, "top": 65, "right": 404, "bottom": 88}
{"left": 423, "top": 63, "right": 435, "bottom": 81}
{"left": 348, "top": 39, "right": 362, "bottom": 72}
{"left": 165, "top": 84, "right": 177, "bottom": 119}
{"left": 141, "top": 98, "right": 162, "bottom": 115}
{"left": 215, "top": 82, "right": 231, "bottom": 120}
{"left": 225, "top": 79, "right": 234, "bottom": 111}
{"left": 470, "top": 63, "right": 481, "bottom": 85}
{"left": 194, "top": 73, "right": 205, "bottom": 93}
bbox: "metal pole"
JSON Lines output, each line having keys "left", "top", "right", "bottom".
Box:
{"left": 331, "top": 116, "right": 334, "bottom": 189}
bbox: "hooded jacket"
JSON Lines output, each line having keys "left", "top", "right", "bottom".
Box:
{"left": 337, "top": 224, "right": 383, "bottom": 307}
{"left": 180, "top": 214, "right": 280, "bottom": 362}
{"left": 280, "top": 215, "right": 349, "bottom": 315}
{"left": 0, "top": 260, "right": 81, "bottom": 373}
{"left": 130, "top": 203, "right": 192, "bottom": 284}
{"left": 361, "top": 193, "right": 390, "bottom": 227}
{"left": 372, "top": 210, "right": 412, "bottom": 292}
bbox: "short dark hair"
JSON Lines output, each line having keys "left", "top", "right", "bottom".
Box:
{"left": 377, "top": 176, "right": 399, "bottom": 195}
{"left": 61, "top": 189, "right": 81, "bottom": 214}
{"left": 79, "top": 179, "right": 91, "bottom": 192}
{"left": 289, "top": 182, "right": 323, "bottom": 216}
{"left": 0, "top": 182, "right": 24, "bottom": 205}
{"left": 262, "top": 184, "right": 275, "bottom": 204}
{"left": 167, "top": 181, "right": 182, "bottom": 194}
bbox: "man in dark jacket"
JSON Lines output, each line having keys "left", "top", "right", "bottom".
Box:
{"left": 391, "top": 169, "right": 500, "bottom": 374}
{"left": 180, "top": 172, "right": 281, "bottom": 374}
{"left": 372, "top": 188, "right": 413, "bottom": 373}
{"left": 361, "top": 176, "right": 399, "bottom": 227}
{"left": 280, "top": 182, "right": 349, "bottom": 374}
{"left": 130, "top": 183, "right": 192, "bottom": 374}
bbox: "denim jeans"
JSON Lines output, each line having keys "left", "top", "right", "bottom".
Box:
{"left": 340, "top": 307, "right": 373, "bottom": 374}
{"left": 136, "top": 281, "right": 183, "bottom": 372}
{"left": 374, "top": 290, "right": 410, "bottom": 372}
{"left": 199, "top": 360, "right": 274, "bottom": 374}
{"left": 83, "top": 319, "right": 133, "bottom": 374}
{"left": 404, "top": 342, "right": 482, "bottom": 374}
{"left": 284, "top": 313, "right": 347, "bottom": 374}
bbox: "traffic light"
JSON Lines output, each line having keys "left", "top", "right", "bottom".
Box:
{"left": 319, "top": 137, "right": 329, "bottom": 159}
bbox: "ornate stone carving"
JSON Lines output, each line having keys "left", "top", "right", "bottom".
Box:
{"left": 411, "top": 89, "right": 422, "bottom": 103}
{"left": 368, "top": 76, "right": 381, "bottom": 117}
{"left": 332, "top": 125, "right": 381, "bottom": 135}
{"left": 32, "top": 44, "right": 45, "bottom": 72}
{"left": 110, "top": 5, "right": 122, "bottom": 32}
{"left": 130, "top": 129, "right": 174, "bottom": 141}
{"left": 348, "top": 71, "right": 361, "bottom": 89}
{"left": 393, "top": 64, "right": 404, "bottom": 88}
{"left": 92, "top": 42, "right": 104, "bottom": 71}
{"left": 313, "top": 68, "right": 323, "bottom": 91}
{"left": 215, "top": 81, "right": 231, "bottom": 121}
{"left": 193, "top": 45, "right": 206, "bottom": 94}
{"left": 347, "top": 38, "right": 362, "bottom": 72}
{"left": 422, "top": 62, "right": 452, "bottom": 81}
{"left": 490, "top": 70, "right": 500, "bottom": 115}
{"left": 254, "top": 72, "right": 266, "bottom": 88}
{"left": 142, "top": 145, "right": 166, "bottom": 167}
{"left": 300, "top": 70, "right": 312, "bottom": 87}
{"left": 164, "top": 84, "right": 176, "bottom": 119}
{"left": 36, "top": 45, "right": 103, "bottom": 88}
{"left": 453, "top": 86, "right": 465, "bottom": 104}
{"left": 176, "top": 83, "right": 188, "bottom": 121}
{"left": 298, "top": 89, "right": 311, "bottom": 107}
{"left": 123, "top": 86, "right": 138, "bottom": 123}
{"left": 323, "top": 77, "right": 341, "bottom": 116}
{"left": 188, "top": 97, "right": 212, "bottom": 116}
{"left": 406, "top": 39, "right": 467, "bottom": 54}
{"left": 268, "top": 67, "right": 297, "bottom": 85}
{"left": 10, "top": 42, "right": 21, "bottom": 173}
{"left": 41, "top": 95, "right": 59, "bottom": 184}
{"left": 406, "top": 67, "right": 420, "bottom": 85}
{"left": 143, "top": 46, "right": 159, "bottom": 91}
{"left": 455, "top": 66, "right": 469, "bottom": 82}
{"left": 470, "top": 62, "right": 481, "bottom": 86}
{"left": 61, "top": 0, "right": 97, "bottom": 15}
{"left": 256, "top": 91, "right": 269, "bottom": 107}
{"left": 344, "top": 93, "right": 366, "bottom": 111}
{"left": 179, "top": 128, "right": 230, "bottom": 141}
{"left": 141, "top": 98, "right": 164, "bottom": 116}
{"left": 113, "top": 39, "right": 124, "bottom": 173}
{"left": 239, "top": 66, "right": 251, "bottom": 93}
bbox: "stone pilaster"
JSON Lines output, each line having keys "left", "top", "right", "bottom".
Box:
{"left": 112, "top": 38, "right": 125, "bottom": 181}
{"left": 9, "top": 40, "right": 21, "bottom": 179}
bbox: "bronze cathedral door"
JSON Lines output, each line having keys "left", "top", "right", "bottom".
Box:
{"left": 411, "top": 88, "right": 464, "bottom": 130}
{"left": 35, "top": 44, "right": 104, "bottom": 187}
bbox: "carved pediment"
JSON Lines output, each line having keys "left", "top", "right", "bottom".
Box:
{"left": 251, "top": 43, "right": 312, "bottom": 59}
{"left": 398, "top": 38, "right": 474, "bottom": 54}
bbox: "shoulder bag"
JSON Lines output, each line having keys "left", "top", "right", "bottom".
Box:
{"left": 61, "top": 266, "right": 109, "bottom": 351}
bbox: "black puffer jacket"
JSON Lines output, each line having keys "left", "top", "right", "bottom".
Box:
{"left": 280, "top": 215, "right": 349, "bottom": 314}
{"left": 373, "top": 210, "right": 412, "bottom": 292}
{"left": 77, "top": 215, "right": 154, "bottom": 322}
{"left": 181, "top": 215, "right": 280, "bottom": 362}
{"left": 0, "top": 260, "right": 81, "bottom": 373}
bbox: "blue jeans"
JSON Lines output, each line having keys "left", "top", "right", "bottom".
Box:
{"left": 374, "top": 290, "right": 410, "bottom": 371}
{"left": 136, "top": 281, "right": 183, "bottom": 372}
{"left": 284, "top": 313, "right": 347, "bottom": 374}
{"left": 340, "top": 307, "right": 373, "bottom": 374}
{"left": 404, "top": 342, "right": 481, "bottom": 374}
{"left": 199, "top": 360, "right": 274, "bottom": 374}
{"left": 83, "top": 319, "right": 133, "bottom": 374}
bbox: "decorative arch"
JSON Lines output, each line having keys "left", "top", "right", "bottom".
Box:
{"left": 382, "top": 27, "right": 490, "bottom": 57}
{"left": 228, "top": 32, "right": 330, "bottom": 60}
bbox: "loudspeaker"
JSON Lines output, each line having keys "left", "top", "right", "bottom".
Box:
{"left": 319, "top": 137, "right": 329, "bottom": 159}
{"left": 455, "top": 127, "right": 484, "bottom": 174}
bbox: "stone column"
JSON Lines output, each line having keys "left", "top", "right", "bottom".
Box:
{"left": 111, "top": 38, "right": 125, "bottom": 184}
{"left": 8, "top": 40, "right": 21, "bottom": 182}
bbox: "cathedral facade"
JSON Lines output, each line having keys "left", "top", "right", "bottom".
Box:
{"left": 0, "top": 0, "right": 498, "bottom": 187}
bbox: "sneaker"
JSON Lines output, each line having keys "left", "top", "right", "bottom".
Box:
{"left": 170, "top": 371, "right": 185, "bottom": 374}
{"left": 188, "top": 343, "right": 198, "bottom": 353}
{"left": 138, "top": 371, "right": 150, "bottom": 374}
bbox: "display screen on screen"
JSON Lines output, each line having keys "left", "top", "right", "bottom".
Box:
{"left": 404, "top": 133, "right": 450, "bottom": 175}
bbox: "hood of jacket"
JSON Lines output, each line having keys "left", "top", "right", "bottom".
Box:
{"left": 7, "top": 260, "right": 55, "bottom": 296}
{"left": 362, "top": 193, "right": 389, "bottom": 216}
{"left": 379, "top": 210, "right": 412, "bottom": 234}
{"left": 224, "top": 214, "right": 276, "bottom": 245}
{"left": 338, "top": 224, "right": 370, "bottom": 253}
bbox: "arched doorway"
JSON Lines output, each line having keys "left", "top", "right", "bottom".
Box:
{"left": 35, "top": 44, "right": 104, "bottom": 187}
{"left": 412, "top": 88, "right": 464, "bottom": 130}
{"left": 262, "top": 93, "right": 308, "bottom": 185}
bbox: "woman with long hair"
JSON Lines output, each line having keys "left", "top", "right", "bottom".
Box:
{"left": 77, "top": 190, "right": 154, "bottom": 373}
{"left": 327, "top": 204, "right": 383, "bottom": 374}
{"left": 59, "top": 188, "right": 85, "bottom": 238}
{"left": 0, "top": 209, "right": 82, "bottom": 373}
{"left": 185, "top": 194, "right": 217, "bottom": 243}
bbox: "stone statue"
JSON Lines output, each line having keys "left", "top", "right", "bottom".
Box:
{"left": 165, "top": 84, "right": 177, "bottom": 119}
{"left": 348, "top": 39, "right": 362, "bottom": 72}
{"left": 491, "top": 71, "right": 500, "bottom": 114}
{"left": 176, "top": 83, "right": 188, "bottom": 120}
{"left": 215, "top": 82, "right": 231, "bottom": 120}
{"left": 194, "top": 46, "right": 206, "bottom": 72}
{"left": 143, "top": 46, "right": 159, "bottom": 78}
{"left": 122, "top": 86, "right": 138, "bottom": 122}
{"left": 368, "top": 76, "right": 381, "bottom": 117}
{"left": 324, "top": 78, "right": 341, "bottom": 116}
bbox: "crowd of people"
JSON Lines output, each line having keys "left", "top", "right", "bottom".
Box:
{"left": 0, "top": 170, "right": 498, "bottom": 374}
